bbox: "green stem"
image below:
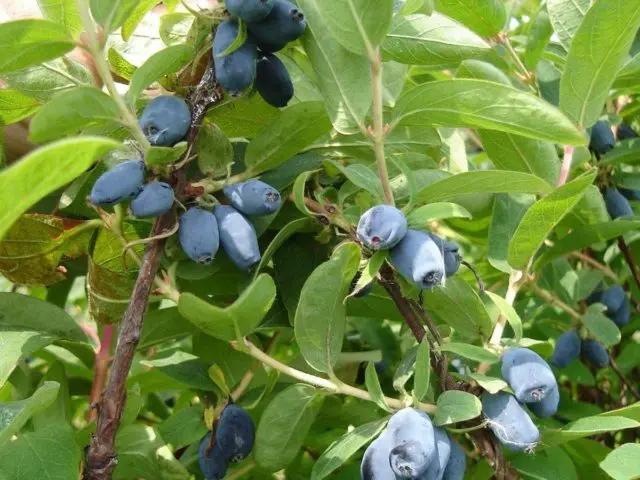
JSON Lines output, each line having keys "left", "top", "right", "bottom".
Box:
{"left": 232, "top": 338, "right": 437, "bottom": 414}
{"left": 369, "top": 48, "right": 395, "bottom": 206}
{"left": 501, "top": 36, "right": 540, "bottom": 95}
{"left": 76, "top": 0, "right": 151, "bottom": 151}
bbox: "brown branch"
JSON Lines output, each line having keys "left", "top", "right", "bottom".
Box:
{"left": 377, "top": 266, "right": 517, "bottom": 480}
{"left": 85, "top": 214, "right": 172, "bottom": 479}
{"left": 85, "top": 65, "right": 223, "bottom": 480}
{"left": 617, "top": 237, "right": 640, "bottom": 293}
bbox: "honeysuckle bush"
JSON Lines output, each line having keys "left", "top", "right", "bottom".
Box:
{"left": 0, "top": 0, "right": 639, "bottom": 479}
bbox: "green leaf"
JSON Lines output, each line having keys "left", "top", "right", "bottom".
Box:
{"left": 0, "top": 382, "right": 60, "bottom": 445}
{"left": 298, "top": 0, "right": 372, "bottom": 134}
{"left": 0, "top": 215, "right": 70, "bottom": 285}
{"left": 255, "top": 218, "right": 315, "bottom": 276}
{"left": 365, "top": 362, "right": 392, "bottom": 412}
{"left": 141, "top": 351, "right": 214, "bottom": 391}
{"left": 582, "top": 304, "right": 622, "bottom": 347}
{"left": 311, "top": 419, "right": 387, "bottom": 480}
{"left": 466, "top": 373, "right": 507, "bottom": 394}
{"left": 434, "top": 0, "right": 506, "bottom": 38}
{"left": 0, "top": 90, "right": 40, "bottom": 126}
{"left": 37, "top": 0, "right": 83, "bottom": 37}
{"left": 122, "top": 0, "right": 159, "bottom": 40}
{"left": 406, "top": 202, "right": 472, "bottom": 226}
{"left": 0, "top": 20, "right": 75, "bottom": 74}
{"left": 391, "top": 156, "right": 417, "bottom": 212}
{"left": 488, "top": 193, "right": 535, "bottom": 273}
{"left": 481, "top": 131, "right": 560, "bottom": 186}
{"left": 159, "top": 12, "right": 194, "bottom": 46}
{"left": 559, "top": 0, "right": 640, "bottom": 128}
{"left": 145, "top": 142, "right": 187, "bottom": 167}
{"left": 0, "top": 423, "right": 81, "bottom": 480}
{"left": 434, "top": 390, "right": 481, "bottom": 426}
{"left": 125, "top": 45, "right": 194, "bottom": 103}
{"left": 313, "top": 0, "right": 394, "bottom": 54}
{"left": 0, "top": 136, "right": 119, "bottom": 242}
{"left": 245, "top": 101, "right": 331, "bottom": 175}
{"left": 208, "top": 364, "right": 230, "bottom": 396}
{"left": 416, "top": 170, "right": 552, "bottom": 204}
{"left": 599, "top": 443, "right": 640, "bottom": 480}
{"left": 456, "top": 59, "right": 511, "bottom": 84}
{"left": 348, "top": 250, "right": 387, "bottom": 298}
{"left": 292, "top": 170, "right": 320, "bottom": 216}
{"left": 178, "top": 273, "right": 277, "bottom": 341}
{"left": 600, "top": 138, "right": 640, "bottom": 166}
{"left": 393, "top": 79, "right": 586, "bottom": 145}
{"left": 139, "top": 307, "right": 198, "bottom": 350}
{"left": 205, "top": 95, "right": 280, "bottom": 138}
{"left": 542, "top": 415, "right": 640, "bottom": 447}
{"left": 547, "top": 0, "right": 590, "bottom": 50}
{"left": 423, "top": 277, "right": 493, "bottom": 340}
{"left": 485, "top": 291, "right": 523, "bottom": 342}
{"left": 255, "top": 384, "right": 325, "bottom": 472}
{"left": 413, "top": 338, "right": 431, "bottom": 401}
{"left": 330, "top": 161, "right": 384, "bottom": 201}
{"left": 295, "top": 242, "right": 361, "bottom": 373}
{"left": 196, "top": 121, "right": 233, "bottom": 177}
{"left": 108, "top": 48, "right": 137, "bottom": 81}
{"left": 507, "top": 170, "right": 596, "bottom": 270}
{"left": 90, "top": 0, "right": 139, "bottom": 32}
{"left": 535, "top": 220, "right": 640, "bottom": 270}
{"left": 381, "top": 13, "right": 490, "bottom": 67}
{"left": 393, "top": 346, "right": 418, "bottom": 393}
{"left": 524, "top": 9, "right": 553, "bottom": 70}
{"left": 158, "top": 406, "right": 207, "bottom": 450}
{"left": 511, "top": 447, "right": 579, "bottom": 480}
{"left": 439, "top": 343, "right": 500, "bottom": 364}
{"left": 29, "top": 87, "right": 120, "bottom": 143}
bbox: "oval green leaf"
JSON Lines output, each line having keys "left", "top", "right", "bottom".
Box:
{"left": 434, "top": 390, "right": 482, "bottom": 426}
{"left": 178, "top": 273, "right": 277, "bottom": 341}
{"left": 393, "top": 79, "right": 586, "bottom": 145}
{"left": 255, "top": 384, "right": 325, "bottom": 472}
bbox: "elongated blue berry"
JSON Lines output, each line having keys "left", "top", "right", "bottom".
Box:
{"left": 139, "top": 96, "right": 191, "bottom": 147}
{"left": 213, "top": 20, "right": 257, "bottom": 95}
{"left": 527, "top": 384, "right": 559, "bottom": 418}
{"left": 589, "top": 121, "right": 615, "bottom": 158}
{"left": 429, "top": 233, "right": 461, "bottom": 277}
{"left": 390, "top": 229, "right": 445, "bottom": 290}
{"left": 247, "top": 0, "right": 305, "bottom": 52}
{"left": 89, "top": 159, "right": 145, "bottom": 206}
{"left": 214, "top": 205, "right": 261, "bottom": 271}
{"left": 357, "top": 205, "right": 408, "bottom": 250}
{"left": 501, "top": 347, "right": 557, "bottom": 403}
{"left": 255, "top": 52, "right": 294, "bottom": 107}
{"left": 551, "top": 330, "right": 581, "bottom": 368}
{"left": 226, "top": 0, "right": 274, "bottom": 22}
{"left": 442, "top": 437, "right": 466, "bottom": 480}
{"left": 130, "top": 181, "right": 174, "bottom": 218}
{"left": 223, "top": 179, "right": 281, "bottom": 216}
{"left": 216, "top": 405, "right": 255, "bottom": 462}
{"left": 582, "top": 339, "right": 609, "bottom": 369}
{"left": 179, "top": 207, "right": 220, "bottom": 264}
{"left": 198, "top": 433, "right": 228, "bottom": 480}
{"left": 360, "top": 430, "right": 395, "bottom": 480}
{"left": 604, "top": 188, "right": 633, "bottom": 219}
{"left": 482, "top": 392, "right": 540, "bottom": 453}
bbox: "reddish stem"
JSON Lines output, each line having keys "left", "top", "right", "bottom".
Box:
{"left": 87, "top": 324, "right": 114, "bottom": 422}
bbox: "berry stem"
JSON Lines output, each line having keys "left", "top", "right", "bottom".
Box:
{"left": 76, "top": 0, "right": 151, "bottom": 151}
{"left": 231, "top": 338, "right": 437, "bottom": 414}
{"left": 557, "top": 145, "right": 574, "bottom": 187}
{"left": 87, "top": 324, "right": 114, "bottom": 422}
{"left": 617, "top": 236, "right": 640, "bottom": 293}
{"left": 369, "top": 48, "right": 395, "bottom": 206}
{"left": 571, "top": 251, "right": 620, "bottom": 282}
{"left": 488, "top": 271, "right": 524, "bottom": 345}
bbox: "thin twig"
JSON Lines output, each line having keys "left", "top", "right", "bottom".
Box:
{"left": 610, "top": 357, "right": 640, "bottom": 401}
{"left": 528, "top": 282, "right": 582, "bottom": 321}
{"left": 617, "top": 237, "right": 640, "bottom": 293}
{"left": 369, "top": 48, "right": 394, "bottom": 206}
{"left": 571, "top": 251, "right": 619, "bottom": 282}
